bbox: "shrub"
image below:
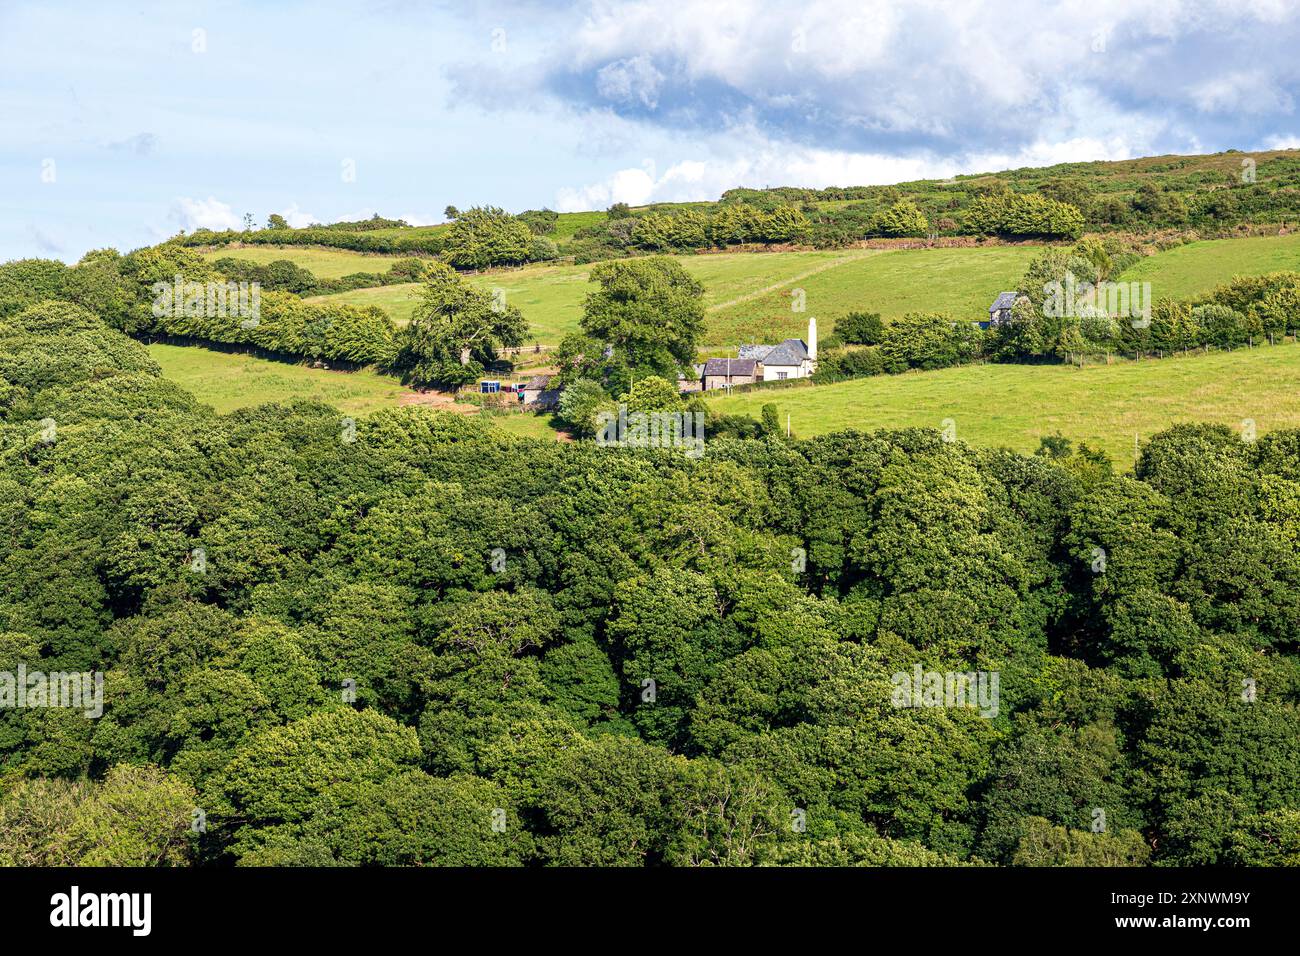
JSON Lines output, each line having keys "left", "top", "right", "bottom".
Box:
{"left": 441, "top": 207, "right": 533, "bottom": 270}
{"left": 868, "top": 200, "right": 929, "bottom": 238}
{"left": 880, "top": 312, "right": 985, "bottom": 371}
{"left": 964, "top": 193, "right": 1085, "bottom": 239}
{"left": 557, "top": 379, "right": 614, "bottom": 438}
{"left": 837, "top": 311, "right": 885, "bottom": 345}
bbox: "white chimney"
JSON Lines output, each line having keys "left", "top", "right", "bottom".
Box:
{"left": 808, "top": 316, "right": 817, "bottom": 362}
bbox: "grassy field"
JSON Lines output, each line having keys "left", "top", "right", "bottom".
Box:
{"left": 148, "top": 343, "right": 557, "bottom": 439}
{"left": 704, "top": 244, "right": 1042, "bottom": 343}
{"left": 146, "top": 332, "right": 1300, "bottom": 464}
{"left": 1118, "top": 233, "right": 1300, "bottom": 301}
{"left": 304, "top": 246, "right": 1043, "bottom": 347}
{"left": 147, "top": 343, "right": 409, "bottom": 415}
{"left": 246, "top": 231, "right": 1300, "bottom": 355}
{"left": 705, "top": 344, "right": 1300, "bottom": 464}
{"left": 303, "top": 281, "right": 428, "bottom": 325}
{"left": 480, "top": 411, "right": 565, "bottom": 440}
{"left": 303, "top": 251, "right": 890, "bottom": 342}
{"left": 200, "top": 245, "right": 414, "bottom": 279}
{"left": 550, "top": 210, "right": 606, "bottom": 242}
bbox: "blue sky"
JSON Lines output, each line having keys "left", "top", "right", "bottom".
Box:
{"left": 3, "top": 0, "right": 1299, "bottom": 262}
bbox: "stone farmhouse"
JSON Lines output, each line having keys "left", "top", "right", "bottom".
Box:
{"left": 701, "top": 317, "right": 819, "bottom": 391}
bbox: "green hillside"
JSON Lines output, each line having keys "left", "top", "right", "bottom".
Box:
{"left": 147, "top": 343, "right": 408, "bottom": 415}
{"left": 706, "top": 343, "right": 1300, "bottom": 464}
{"left": 198, "top": 229, "right": 1300, "bottom": 359}
{"left": 178, "top": 148, "right": 1300, "bottom": 265}
{"left": 303, "top": 246, "right": 1043, "bottom": 346}
{"left": 1118, "top": 232, "right": 1300, "bottom": 301}
{"left": 705, "top": 245, "right": 1042, "bottom": 341}
{"left": 302, "top": 251, "right": 895, "bottom": 343}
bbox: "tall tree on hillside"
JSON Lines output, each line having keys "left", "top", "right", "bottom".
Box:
{"left": 580, "top": 255, "right": 705, "bottom": 389}
{"left": 440, "top": 206, "right": 533, "bottom": 270}
{"left": 394, "top": 262, "right": 526, "bottom": 389}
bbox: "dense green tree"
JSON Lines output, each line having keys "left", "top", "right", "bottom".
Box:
{"left": 394, "top": 262, "right": 527, "bottom": 388}
{"left": 556, "top": 378, "right": 615, "bottom": 437}
{"left": 964, "top": 193, "right": 1085, "bottom": 239}
{"left": 1012, "top": 817, "right": 1150, "bottom": 866}
{"left": 0, "top": 764, "right": 195, "bottom": 866}
{"left": 869, "top": 199, "right": 929, "bottom": 237}
{"left": 837, "top": 310, "right": 884, "bottom": 345}
{"left": 440, "top": 206, "right": 533, "bottom": 270}
{"left": 879, "top": 312, "right": 983, "bottom": 371}
{"left": 581, "top": 256, "right": 705, "bottom": 383}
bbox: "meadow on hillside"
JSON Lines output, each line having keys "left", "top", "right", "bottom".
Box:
{"left": 249, "top": 231, "right": 1300, "bottom": 351}
{"left": 303, "top": 245, "right": 1045, "bottom": 346}
{"left": 143, "top": 330, "right": 1300, "bottom": 469}
{"left": 146, "top": 343, "right": 408, "bottom": 415}
{"left": 302, "top": 250, "right": 893, "bottom": 342}
{"left": 1118, "top": 232, "right": 1300, "bottom": 301}
{"left": 705, "top": 342, "right": 1300, "bottom": 464}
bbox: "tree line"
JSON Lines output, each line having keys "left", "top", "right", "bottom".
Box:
{"left": 0, "top": 249, "right": 526, "bottom": 379}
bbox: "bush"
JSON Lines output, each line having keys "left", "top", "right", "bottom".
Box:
{"left": 179, "top": 225, "right": 443, "bottom": 256}
{"left": 519, "top": 209, "right": 559, "bottom": 236}
{"left": 441, "top": 207, "right": 533, "bottom": 270}
{"left": 557, "top": 379, "right": 614, "bottom": 438}
{"left": 529, "top": 237, "right": 560, "bottom": 262}
{"left": 0, "top": 258, "right": 70, "bottom": 316}
{"left": 964, "top": 193, "right": 1085, "bottom": 239}
{"left": 838, "top": 346, "right": 888, "bottom": 377}
{"left": 837, "top": 311, "right": 885, "bottom": 345}
{"left": 868, "top": 200, "right": 929, "bottom": 237}
{"left": 880, "top": 312, "right": 985, "bottom": 371}
{"left": 1191, "top": 303, "right": 1256, "bottom": 348}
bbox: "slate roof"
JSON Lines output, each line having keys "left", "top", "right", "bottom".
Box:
{"left": 760, "top": 338, "right": 810, "bottom": 367}
{"left": 990, "top": 291, "right": 1019, "bottom": 313}
{"left": 523, "top": 374, "right": 553, "bottom": 391}
{"left": 738, "top": 344, "right": 775, "bottom": 361}
{"left": 702, "top": 358, "right": 758, "bottom": 377}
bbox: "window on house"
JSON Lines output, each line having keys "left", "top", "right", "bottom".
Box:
{"left": 777, "top": 371, "right": 787, "bottom": 380}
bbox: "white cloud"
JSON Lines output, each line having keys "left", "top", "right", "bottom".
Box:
{"left": 596, "top": 55, "right": 665, "bottom": 109}
{"left": 172, "top": 196, "right": 241, "bottom": 232}
{"left": 277, "top": 203, "right": 318, "bottom": 228}
{"left": 461, "top": 0, "right": 1300, "bottom": 160}
{"left": 499, "top": 0, "right": 1300, "bottom": 212}
{"left": 556, "top": 161, "right": 658, "bottom": 210}
{"left": 399, "top": 212, "right": 442, "bottom": 226}
{"left": 1191, "top": 71, "right": 1294, "bottom": 114}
